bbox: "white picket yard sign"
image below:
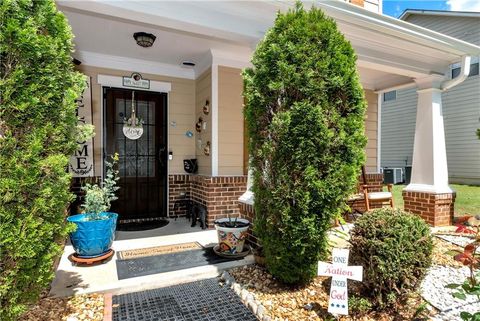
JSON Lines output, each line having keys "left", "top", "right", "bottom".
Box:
{"left": 317, "top": 248, "right": 363, "bottom": 315}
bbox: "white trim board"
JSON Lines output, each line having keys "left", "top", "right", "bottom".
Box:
{"left": 211, "top": 64, "right": 219, "bottom": 176}
{"left": 77, "top": 50, "right": 194, "bottom": 80}
{"left": 377, "top": 92, "right": 382, "bottom": 173}
{"left": 97, "top": 74, "right": 172, "bottom": 92}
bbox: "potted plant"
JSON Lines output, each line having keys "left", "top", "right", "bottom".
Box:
{"left": 67, "top": 154, "right": 120, "bottom": 257}
{"left": 214, "top": 217, "right": 250, "bottom": 254}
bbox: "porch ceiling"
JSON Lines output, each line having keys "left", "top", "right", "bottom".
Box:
{"left": 58, "top": 0, "right": 480, "bottom": 89}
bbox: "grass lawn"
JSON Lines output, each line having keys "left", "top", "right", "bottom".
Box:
{"left": 392, "top": 184, "right": 480, "bottom": 216}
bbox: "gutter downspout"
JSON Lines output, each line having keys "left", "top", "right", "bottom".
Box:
{"left": 441, "top": 55, "right": 471, "bottom": 91}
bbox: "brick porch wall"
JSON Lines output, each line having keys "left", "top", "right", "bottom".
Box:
{"left": 350, "top": 173, "right": 385, "bottom": 212}
{"left": 168, "top": 174, "right": 248, "bottom": 228}
{"left": 239, "top": 173, "right": 385, "bottom": 244}
{"left": 403, "top": 191, "right": 456, "bottom": 226}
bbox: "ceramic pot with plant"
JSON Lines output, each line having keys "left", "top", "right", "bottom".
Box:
{"left": 214, "top": 217, "right": 250, "bottom": 254}
{"left": 67, "top": 154, "right": 120, "bottom": 257}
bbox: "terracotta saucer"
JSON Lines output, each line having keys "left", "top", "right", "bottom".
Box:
{"left": 213, "top": 244, "right": 251, "bottom": 259}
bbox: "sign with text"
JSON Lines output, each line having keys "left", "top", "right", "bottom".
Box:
{"left": 69, "top": 77, "right": 94, "bottom": 177}
{"left": 122, "top": 72, "right": 150, "bottom": 89}
{"left": 318, "top": 248, "right": 363, "bottom": 315}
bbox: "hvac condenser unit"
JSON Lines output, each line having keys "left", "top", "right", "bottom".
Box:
{"left": 383, "top": 168, "right": 403, "bottom": 184}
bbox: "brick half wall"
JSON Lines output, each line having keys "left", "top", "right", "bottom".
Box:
{"left": 169, "top": 174, "right": 248, "bottom": 228}
{"left": 403, "top": 191, "right": 456, "bottom": 226}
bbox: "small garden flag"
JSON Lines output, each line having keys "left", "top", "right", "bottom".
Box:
{"left": 318, "top": 248, "right": 363, "bottom": 315}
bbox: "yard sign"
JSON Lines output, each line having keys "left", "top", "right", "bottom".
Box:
{"left": 318, "top": 248, "right": 363, "bottom": 315}
{"left": 69, "top": 77, "right": 94, "bottom": 177}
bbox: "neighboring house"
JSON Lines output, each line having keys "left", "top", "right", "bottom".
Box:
{"left": 380, "top": 10, "right": 480, "bottom": 185}
{"left": 57, "top": 0, "right": 480, "bottom": 227}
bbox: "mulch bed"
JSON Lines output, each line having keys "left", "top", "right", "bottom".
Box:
{"left": 19, "top": 232, "right": 467, "bottom": 321}
{"left": 230, "top": 265, "right": 432, "bottom": 321}
{"left": 228, "top": 235, "right": 464, "bottom": 321}
{"left": 20, "top": 293, "right": 104, "bottom": 321}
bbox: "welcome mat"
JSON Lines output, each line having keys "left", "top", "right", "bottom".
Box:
{"left": 117, "top": 242, "right": 203, "bottom": 260}
{"left": 116, "top": 247, "right": 244, "bottom": 280}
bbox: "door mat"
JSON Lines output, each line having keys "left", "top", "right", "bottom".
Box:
{"left": 112, "top": 278, "right": 257, "bottom": 321}
{"left": 116, "top": 247, "right": 244, "bottom": 280}
{"left": 116, "top": 218, "right": 169, "bottom": 231}
{"left": 117, "top": 242, "right": 203, "bottom": 260}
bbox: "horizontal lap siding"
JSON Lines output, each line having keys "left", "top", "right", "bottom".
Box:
{"left": 195, "top": 69, "right": 212, "bottom": 175}
{"left": 218, "top": 66, "right": 244, "bottom": 176}
{"left": 386, "top": 14, "right": 480, "bottom": 184}
{"left": 443, "top": 76, "right": 480, "bottom": 184}
{"left": 404, "top": 15, "right": 480, "bottom": 46}
{"left": 381, "top": 77, "right": 480, "bottom": 184}
{"left": 381, "top": 87, "right": 417, "bottom": 169}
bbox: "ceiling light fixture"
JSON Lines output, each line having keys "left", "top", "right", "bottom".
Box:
{"left": 133, "top": 32, "right": 156, "bottom": 48}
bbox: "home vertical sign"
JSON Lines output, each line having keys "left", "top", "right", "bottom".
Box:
{"left": 69, "top": 77, "right": 94, "bottom": 177}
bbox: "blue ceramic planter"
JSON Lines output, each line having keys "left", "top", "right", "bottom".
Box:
{"left": 67, "top": 212, "right": 118, "bottom": 258}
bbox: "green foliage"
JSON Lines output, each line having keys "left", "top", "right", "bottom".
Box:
{"left": 446, "top": 226, "right": 480, "bottom": 321}
{"left": 349, "top": 208, "right": 433, "bottom": 308}
{"left": 243, "top": 3, "right": 367, "bottom": 284}
{"left": 81, "top": 154, "right": 120, "bottom": 219}
{"left": 0, "top": 0, "right": 85, "bottom": 319}
{"left": 348, "top": 295, "right": 372, "bottom": 315}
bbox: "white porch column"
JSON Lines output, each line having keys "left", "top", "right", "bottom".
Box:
{"left": 403, "top": 75, "right": 455, "bottom": 226}
{"left": 405, "top": 76, "right": 452, "bottom": 194}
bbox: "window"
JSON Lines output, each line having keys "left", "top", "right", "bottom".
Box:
{"left": 383, "top": 90, "right": 396, "bottom": 102}
{"left": 452, "top": 62, "right": 479, "bottom": 78}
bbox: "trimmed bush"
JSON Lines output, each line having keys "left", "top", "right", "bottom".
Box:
{"left": 350, "top": 208, "right": 433, "bottom": 308}
{"left": 0, "top": 1, "right": 84, "bottom": 319}
{"left": 243, "top": 3, "right": 367, "bottom": 284}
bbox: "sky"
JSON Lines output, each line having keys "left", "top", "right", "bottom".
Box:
{"left": 383, "top": 0, "right": 480, "bottom": 18}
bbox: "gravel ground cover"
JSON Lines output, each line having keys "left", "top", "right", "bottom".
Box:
{"left": 18, "top": 231, "right": 474, "bottom": 321}
{"left": 435, "top": 234, "right": 475, "bottom": 247}
{"left": 20, "top": 293, "right": 104, "bottom": 321}
{"left": 229, "top": 265, "right": 430, "bottom": 321}
{"left": 420, "top": 266, "right": 478, "bottom": 311}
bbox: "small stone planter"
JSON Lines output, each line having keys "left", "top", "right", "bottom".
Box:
{"left": 220, "top": 271, "right": 270, "bottom": 321}
{"left": 215, "top": 218, "right": 250, "bottom": 254}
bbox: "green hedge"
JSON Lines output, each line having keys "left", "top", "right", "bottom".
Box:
{"left": 0, "top": 1, "right": 84, "bottom": 319}
{"left": 350, "top": 208, "right": 433, "bottom": 308}
{"left": 243, "top": 3, "right": 367, "bottom": 284}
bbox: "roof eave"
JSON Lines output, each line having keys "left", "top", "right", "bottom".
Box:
{"left": 315, "top": 1, "right": 480, "bottom": 57}
{"left": 399, "top": 9, "right": 480, "bottom": 21}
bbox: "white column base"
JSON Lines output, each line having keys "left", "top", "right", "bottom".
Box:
{"left": 404, "top": 183, "right": 453, "bottom": 194}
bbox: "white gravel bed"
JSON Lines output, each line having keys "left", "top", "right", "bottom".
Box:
{"left": 432, "top": 301, "right": 480, "bottom": 321}
{"left": 435, "top": 234, "right": 474, "bottom": 247}
{"left": 421, "top": 265, "right": 479, "bottom": 312}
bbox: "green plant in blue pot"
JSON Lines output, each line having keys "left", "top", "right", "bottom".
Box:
{"left": 68, "top": 154, "right": 120, "bottom": 257}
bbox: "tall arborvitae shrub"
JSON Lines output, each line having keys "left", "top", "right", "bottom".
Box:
{"left": 0, "top": 1, "right": 84, "bottom": 319}
{"left": 243, "top": 4, "right": 367, "bottom": 284}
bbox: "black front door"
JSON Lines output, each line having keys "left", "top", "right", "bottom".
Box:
{"left": 104, "top": 88, "right": 167, "bottom": 222}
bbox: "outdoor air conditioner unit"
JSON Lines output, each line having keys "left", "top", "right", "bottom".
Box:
{"left": 383, "top": 168, "right": 403, "bottom": 184}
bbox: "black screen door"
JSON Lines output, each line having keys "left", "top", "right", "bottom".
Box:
{"left": 104, "top": 88, "right": 167, "bottom": 222}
